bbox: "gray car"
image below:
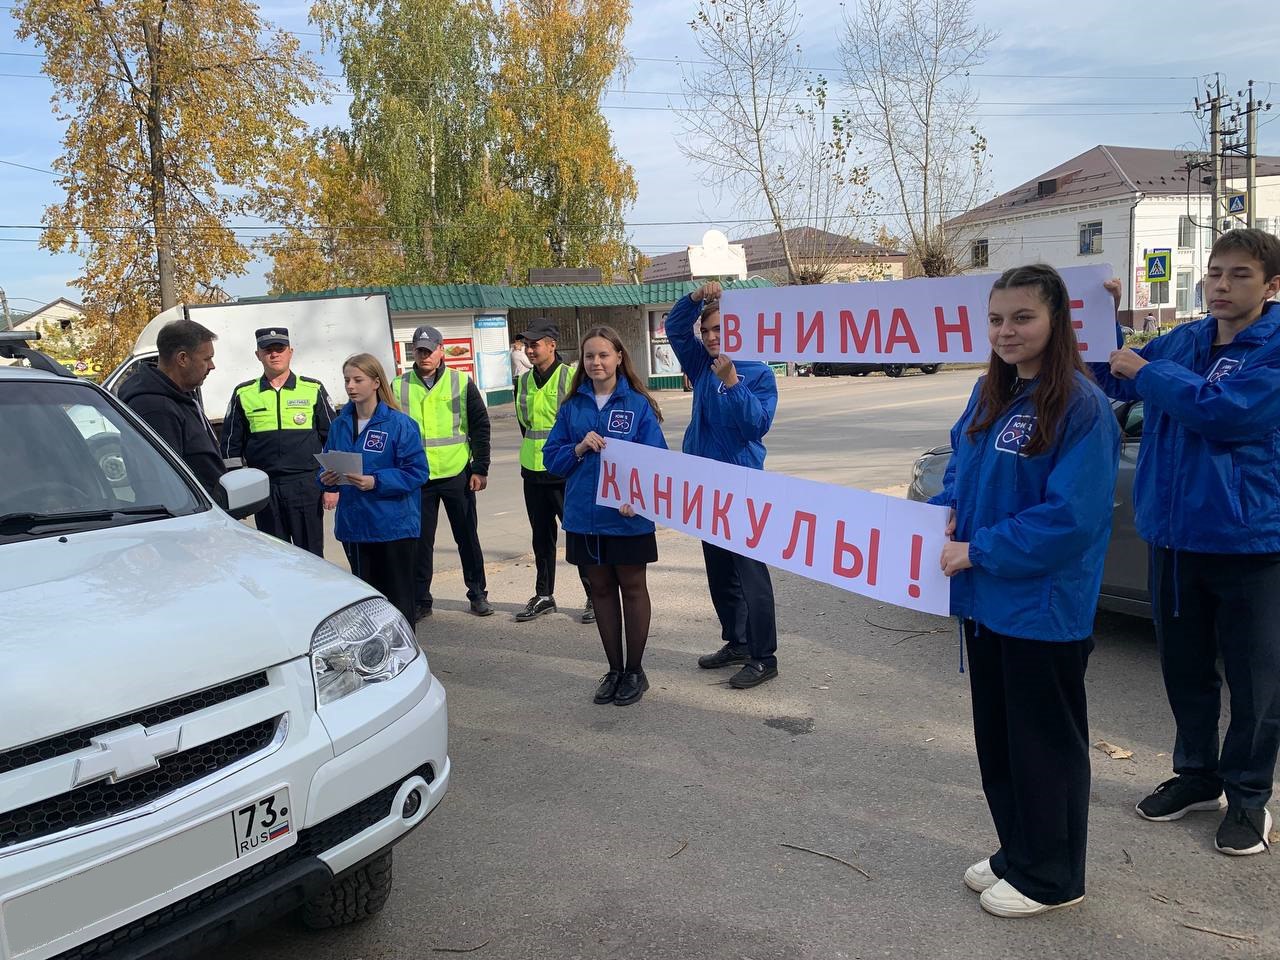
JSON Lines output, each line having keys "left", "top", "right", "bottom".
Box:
{"left": 906, "top": 400, "right": 1150, "bottom": 618}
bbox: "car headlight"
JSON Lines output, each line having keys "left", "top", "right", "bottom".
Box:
{"left": 911, "top": 455, "right": 927, "bottom": 483}
{"left": 311, "top": 598, "right": 421, "bottom": 705}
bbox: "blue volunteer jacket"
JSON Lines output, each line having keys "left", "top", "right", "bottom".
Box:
{"left": 932, "top": 372, "right": 1120, "bottom": 641}
{"left": 1091, "top": 302, "right": 1280, "bottom": 553}
{"left": 665, "top": 293, "right": 777, "bottom": 468}
{"left": 318, "top": 401, "right": 429, "bottom": 544}
{"left": 543, "top": 376, "right": 669, "bottom": 537}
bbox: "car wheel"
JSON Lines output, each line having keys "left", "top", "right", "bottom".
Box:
{"left": 884, "top": 364, "right": 905, "bottom": 378}
{"left": 919, "top": 364, "right": 940, "bottom": 375}
{"left": 88, "top": 433, "right": 129, "bottom": 488}
{"left": 813, "top": 363, "right": 830, "bottom": 377}
{"left": 301, "top": 849, "right": 394, "bottom": 929}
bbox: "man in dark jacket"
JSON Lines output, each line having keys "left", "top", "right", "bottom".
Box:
{"left": 120, "top": 318, "right": 225, "bottom": 500}
{"left": 666, "top": 280, "right": 780, "bottom": 689}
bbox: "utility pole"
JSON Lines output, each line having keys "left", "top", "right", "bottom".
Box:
{"left": 0, "top": 287, "right": 10, "bottom": 330}
{"left": 1234, "top": 80, "right": 1273, "bottom": 228}
{"left": 1195, "top": 77, "right": 1229, "bottom": 239}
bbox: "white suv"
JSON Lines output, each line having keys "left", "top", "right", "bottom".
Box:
{"left": 0, "top": 334, "right": 450, "bottom": 959}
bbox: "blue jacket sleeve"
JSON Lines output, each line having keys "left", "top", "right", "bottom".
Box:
{"left": 929, "top": 382, "right": 980, "bottom": 507}
{"left": 1087, "top": 323, "right": 1149, "bottom": 402}
{"left": 634, "top": 401, "right": 669, "bottom": 450}
{"left": 370, "top": 417, "right": 429, "bottom": 497}
{"left": 665, "top": 294, "right": 711, "bottom": 384}
{"left": 542, "top": 402, "right": 582, "bottom": 477}
{"left": 968, "top": 394, "right": 1121, "bottom": 578}
{"left": 719, "top": 366, "right": 777, "bottom": 443}
{"left": 1135, "top": 351, "right": 1280, "bottom": 442}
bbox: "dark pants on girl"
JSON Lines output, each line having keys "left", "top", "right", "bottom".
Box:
{"left": 965, "top": 621, "right": 1092, "bottom": 905}
{"left": 1152, "top": 548, "right": 1280, "bottom": 808}
{"left": 345, "top": 538, "right": 417, "bottom": 626}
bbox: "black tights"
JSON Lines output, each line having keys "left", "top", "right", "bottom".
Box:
{"left": 585, "top": 563, "right": 651, "bottom": 673}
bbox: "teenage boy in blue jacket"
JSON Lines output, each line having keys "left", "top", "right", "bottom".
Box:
{"left": 666, "top": 280, "right": 781, "bottom": 689}
{"left": 1095, "top": 228, "right": 1280, "bottom": 855}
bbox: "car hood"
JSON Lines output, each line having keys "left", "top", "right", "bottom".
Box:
{"left": 0, "top": 512, "right": 376, "bottom": 750}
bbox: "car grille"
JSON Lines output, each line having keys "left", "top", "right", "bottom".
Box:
{"left": 58, "top": 763, "right": 436, "bottom": 960}
{"left": 0, "top": 672, "right": 269, "bottom": 776}
{"left": 1, "top": 718, "right": 280, "bottom": 851}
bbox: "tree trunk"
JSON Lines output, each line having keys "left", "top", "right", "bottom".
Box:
{"left": 142, "top": 19, "right": 177, "bottom": 310}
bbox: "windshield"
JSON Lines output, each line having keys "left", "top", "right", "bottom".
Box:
{"left": 0, "top": 379, "right": 205, "bottom": 542}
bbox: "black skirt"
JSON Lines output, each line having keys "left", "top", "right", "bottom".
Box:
{"left": 566, "top": 531, "right": 658, "bottom": 566}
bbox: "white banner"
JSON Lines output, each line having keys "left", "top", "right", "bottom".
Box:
{"left": 719, "top": 264, "right": 1117, "bottom": 363}
{"left": 597, "top": 440, "right": 951, "bottom": 616}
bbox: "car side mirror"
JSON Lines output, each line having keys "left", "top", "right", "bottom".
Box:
{"left": 220, "top": 467, "right": 270, "bottom": 520}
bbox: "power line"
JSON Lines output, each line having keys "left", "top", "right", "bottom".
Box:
{"left": 0, "top": 158, "right": 55, "bottom": 175}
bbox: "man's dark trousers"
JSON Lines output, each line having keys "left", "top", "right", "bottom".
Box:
{"left": 522, "top": 477, "right": 589, "bottom": 597}
{"left": 255, "top": 473, "right": 324, "bottom": 557}
{"left": 1152, "top": 548, "right": 1280, "bottom": 808}
{"left": 416, "top": 471, "right": 488, "bottom": 608}
{"left": 701, "top": 542, "right": 777, "bottom": 668}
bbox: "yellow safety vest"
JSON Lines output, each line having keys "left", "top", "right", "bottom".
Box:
{"left": 393, "top": 366, "right": 471, "bottom": 480}
{"left": 516, "top": 364, "right": 573, "bottom": 472}
{"left": 234, "top": 376, "right": 323, "bottom": 433}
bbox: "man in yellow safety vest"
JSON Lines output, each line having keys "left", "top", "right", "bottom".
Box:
{"left": 514, "top": 320, "right": 593, "bottom": 623}
{"left": 393, "top": 325, "right": 493, "bottom": 619}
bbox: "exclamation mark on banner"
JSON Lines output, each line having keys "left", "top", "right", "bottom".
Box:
{"left": 908, "top": 534, "right": 923, "bottom": 598}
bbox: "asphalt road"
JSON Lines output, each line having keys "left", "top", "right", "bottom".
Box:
{"left": 240, "top": 369, "right": 1279, "bottom": 960}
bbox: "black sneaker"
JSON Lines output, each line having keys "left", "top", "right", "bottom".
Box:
{"left": 728, "top": 661, "right": 778, "bottom": 689}
{"left": 581, "top": 598, "right": 596, "bottom": 624}
{"left": 414, "top": 602, "right": 432, "bottom": 622}
{"left": 1216, "top": 806, "right": 1273, "bottom": 856}
{"left": 593, "top": 671, "right": 622, "bottom": 704}
{"left": 470, "top": 598, "right": 494, "bottom": 617}
{"left": 515, "top": 595, "right": 556, "bottom": 622}
{"left": 1135, "top": 775, "right": 1226, "bottom": 821}
{"left": 697, "top": 643, "right": 751, "bottom": 669}
{"left": 614, "top": 670, "right": 649, "bottom": 705}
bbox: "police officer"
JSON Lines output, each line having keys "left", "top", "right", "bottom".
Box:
{"left": 393, "top": 325, "right": 494, "bottom": 619}
{"left": 514, "top": 320, "right": 593, "bottom": 622}
{"left": 222, "top": 327, "right": 335, "bottom": 556}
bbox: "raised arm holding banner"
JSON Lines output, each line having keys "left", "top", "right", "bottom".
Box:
{"left": 718, "top": 265, "right": 1117, "bottom": 364}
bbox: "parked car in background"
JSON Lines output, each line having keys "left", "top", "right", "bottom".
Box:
{"left": 798, "top": 361, "right": 942, "bottom": 378}
{"left": 907, "top": 398, "right": 1149, "bottom": 618}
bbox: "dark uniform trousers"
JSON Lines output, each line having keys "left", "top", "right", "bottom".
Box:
{"left": 416, "top": 471, "right": 488, "bottom": 608}
{"left": 702, "top": 542, "right": 778, "bottom": 668}
{"left": 256, "top": 473, "right": 324, "bottom": 557}
{"left": 1152, "top": 548, "right": 1280, "bottom": 808}
{"left": 522, "top": 477, "right": 590, "bottom": 598}
{"left": 965, "top": 620, "right": 1092, "bottom": 905}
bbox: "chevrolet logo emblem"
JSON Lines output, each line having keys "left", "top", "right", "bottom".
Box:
{"left": 73, "top": 724, "right": 183, "bottom": 786}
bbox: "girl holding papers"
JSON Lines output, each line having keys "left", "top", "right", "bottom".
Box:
{"left": 319, "top": 353, "right": 429, "bottom": 624}
{"left": 932, "top": 265, "right": 1120, "bottom": 918}
{"left": 543, "top": 327, "right": 668, "bottom": 706}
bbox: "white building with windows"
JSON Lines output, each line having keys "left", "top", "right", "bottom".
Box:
{"left": 948, "top": 145, "right": 1280, "bottom": 325}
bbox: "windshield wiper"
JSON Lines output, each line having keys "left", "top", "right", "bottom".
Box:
{"left": 0, "top": 504, "right": 178, "bottom": 535}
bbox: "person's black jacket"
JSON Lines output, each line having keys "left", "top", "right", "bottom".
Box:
{"left": 120, "top": 363, "right": 226, "bottom": 499}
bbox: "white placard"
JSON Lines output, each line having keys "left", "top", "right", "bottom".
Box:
{"left": 597, "top": 440, "right": 951, "bottom": 616}
{"left": 314, "top": 451, "right": 364, "bottom": 484}
{"left": 719, "top": 265, "right": 1117, "bottom": 363}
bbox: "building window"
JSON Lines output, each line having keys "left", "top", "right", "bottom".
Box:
{"left": 1176, "top": 270, "right": 1193, "bottom": 314}
{"left": 971, "top": 239, "right": 989, "bottom": 268}
{"left": 1256, "top": 217, "right": 1271, "bottom": 235}
{"left": 1150, "top": 280, "right": 1170, "bottom": 305}
{"left": 1078, "top": 221, "right": 1103, "bottom": 255}
{"left": 1037, "top": 179, "right": 1057, "bottom": 198}
{"left": 1178, "top": 216, "right": 1196, "bottom": 249}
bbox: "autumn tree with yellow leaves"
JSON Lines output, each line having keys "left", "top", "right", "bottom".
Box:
{"left": 14, "top": 0, "right": 321, "bottom": 366}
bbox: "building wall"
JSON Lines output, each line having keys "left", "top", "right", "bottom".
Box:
{"left": 749, "top": 258, "right": 906, "bottom": 284}
{"left": 507, "top": 306, "right": 649, "bottom": 378}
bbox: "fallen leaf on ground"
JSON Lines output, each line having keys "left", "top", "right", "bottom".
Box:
{"left": 1095, "top": 740, "right": 1135, "bottom": 761}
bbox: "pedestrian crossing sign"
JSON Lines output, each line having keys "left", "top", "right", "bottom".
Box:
{"left": 1226, "top": 192, "right": 1247, "bottom": 216}
{"left": 1145, "top": 250, "right": 1170, "bottom": 281}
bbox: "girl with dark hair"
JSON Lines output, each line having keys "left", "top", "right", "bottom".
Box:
{"left": 931, "top": 264, "right": 1120, "bottom": 918}
{"left": 543, "top": 326, "right": 668, "bottom": 705}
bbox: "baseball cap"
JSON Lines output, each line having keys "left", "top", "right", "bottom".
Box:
{"left": 255, "top": 327, "right": 290, "bottom": 348}
{"left": 412, "top": 325, "right": 444, "bottom": 351}
{"left": 518, "top": 320, "right": 560, "bottom": 343}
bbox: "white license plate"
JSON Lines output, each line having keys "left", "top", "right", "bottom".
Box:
{"left": 229, "top": 787, "right": 293, "bottom": 858}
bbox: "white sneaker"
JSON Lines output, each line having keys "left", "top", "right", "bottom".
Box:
{"left": 963, "top": 858, "right": 999, "bottom": 893}
{"left": 979, "top": 878, "right": 1083, "bottom": 918}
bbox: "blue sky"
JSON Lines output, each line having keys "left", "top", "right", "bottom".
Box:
{"left": 2, "top": 0, "right": 1278, "bottom": 310}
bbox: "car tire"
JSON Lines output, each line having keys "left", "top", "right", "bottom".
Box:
{"left": 813, "top": 363, "right": 830, "bottom": 377}
{"left": 301, "top": 849, "right": 394, "bottom": 929}
{"left": 88, "top": 433, "right": 129, "bottom": 488}
{"left": 919, "top": 364, "right": 940, "bottom": 375}
{"left": 884, "top": 364, "right": 905, "bottom": 378}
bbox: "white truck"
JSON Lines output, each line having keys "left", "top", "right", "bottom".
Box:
{"left": 103, "top": 293, "right": 399, "bottom": 429}
{"left": 0, "top": 333, "right": 449, "bottom": 959}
